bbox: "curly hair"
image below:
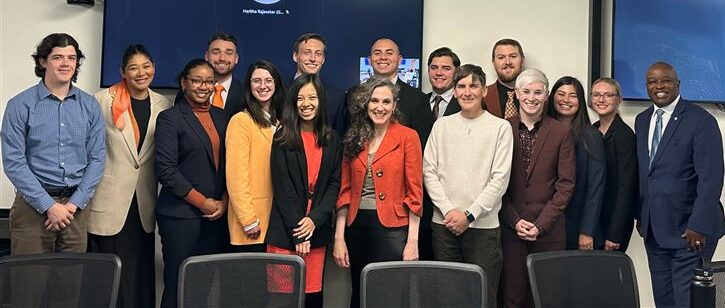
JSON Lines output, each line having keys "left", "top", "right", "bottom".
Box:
{"left": 342, "top": 77, "right": 400, "bottom": 158}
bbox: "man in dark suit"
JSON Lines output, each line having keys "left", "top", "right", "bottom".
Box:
{"left": 500, "top": 69, "right": 575, "bottom": 308}
{"left": 635, "top": 62, "right": 725, "bottom": 308}
{"left": 426, "top": 47, "right": 461, "bottom": 119}
{"left": 344, "top": 38, "right": 432, "bottom": 146}
{"left": 204, "top": 32, "right": 245, "bottom": 119}
{"left": 483, "top": 38, "right": 525, "bottom": 119}
{"left": 417, "top": 47, "right": 463, "bottom": 260}
{"left": 291, "top": 33, "right": 345, "bottom": 136}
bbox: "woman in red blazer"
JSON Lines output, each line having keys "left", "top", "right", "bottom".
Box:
{"left": 333, "top": 76, "right": 423, "bottom": 308}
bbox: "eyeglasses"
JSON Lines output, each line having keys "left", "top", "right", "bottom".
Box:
{"left": 188, "top": 78, "right": 216, "bottom": 87}
{"left": 517, "top": 89, "right": 546, "bottom": 99}
{"left": 590, "top": 93, "right": 619, "bottom": 100}
{"left": 251, "top": 78, "right": 275, "bottom": 87}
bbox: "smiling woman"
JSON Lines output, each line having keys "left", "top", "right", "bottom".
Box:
{"left": 88, "top": 44, "right": 172, "bottom": 308}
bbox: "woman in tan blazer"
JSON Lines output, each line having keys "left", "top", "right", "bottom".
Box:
{"left": 88, "top": 45, "right": 171, "bottom": 308}
{"left": 226, "top": 60, "right": 286, "bottom": 251}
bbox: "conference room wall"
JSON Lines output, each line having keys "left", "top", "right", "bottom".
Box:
{"left": 2, "top": 1, "right": 724, "bottom": 307}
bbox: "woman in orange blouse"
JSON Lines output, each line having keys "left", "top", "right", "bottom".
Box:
{"left": 266, "top": 74, "right": 342, "bottom": 308}
{"left": 333, "top": 76, "right": 423, "bottom": 308}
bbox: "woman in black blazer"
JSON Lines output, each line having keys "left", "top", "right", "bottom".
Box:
{"left": 591, "top": 78, "right": 637, "bottom": 252}
{"left": 155, "top": 59, "right": 229, "bottom": 308}
{"left": 266, "top": 74, "right": 342, "bottom": 308}
{"left": 547, "top": 76, "right": 606, "bottom": 250}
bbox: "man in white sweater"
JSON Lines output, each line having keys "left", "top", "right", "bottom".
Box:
{"left": 423, "top": 64, "right": 513, "bottom": 306}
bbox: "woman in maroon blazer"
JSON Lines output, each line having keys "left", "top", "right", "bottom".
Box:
{"left": 500, "top": 69, "right": 576, "bottom": 308}
{"left": 333, "top": 76, "right": 423, "bottom": 308}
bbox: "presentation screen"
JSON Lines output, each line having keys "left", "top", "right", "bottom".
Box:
{"left": 101, "top": 0, "right": 423, "bottom": 91}
{"left": 613, "top": 0, "right": 725, "bottom": 103}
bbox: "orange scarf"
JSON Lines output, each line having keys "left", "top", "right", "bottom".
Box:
{"left": 110, "top": 80, "right": 141, "bottom": 147}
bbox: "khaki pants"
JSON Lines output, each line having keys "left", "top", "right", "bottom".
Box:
{"left": 10, "top": 193, "right": 89, "bottom": 255}
{"left": 8, "top": 193, "right": 90, "bottom": 307}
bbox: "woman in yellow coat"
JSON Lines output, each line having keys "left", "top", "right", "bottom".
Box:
{"left": 226, "top": 60, "right": 286, "bottom": 250}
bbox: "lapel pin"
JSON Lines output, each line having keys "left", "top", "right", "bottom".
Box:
{"left": 674, "top": 117, "right": 678, "bottom": 121}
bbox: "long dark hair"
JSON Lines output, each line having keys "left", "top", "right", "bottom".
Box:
{"left": 243, "top": 60, "right": 285, "bottom": 127}
{"left": 547, "top": 76, "right": 593, "bottom": 150}
{"left": 275, "top": 74, "right": 331, "bottom": 150}
{"left": 343, "top": 77, "right": 400, "bottom": 158}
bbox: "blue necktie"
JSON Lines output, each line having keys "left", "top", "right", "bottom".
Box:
{"left": 650, "top": 109, "right": 665, "bottom": 166}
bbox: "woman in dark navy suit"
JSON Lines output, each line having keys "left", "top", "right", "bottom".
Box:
{"left": 155, "top": 59, "right": 229, "bottom": 308}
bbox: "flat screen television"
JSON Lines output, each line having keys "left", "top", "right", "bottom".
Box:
{"left": 101, "top": 0, "right": 424, "bottom": 91}
{"left": 612, "top": 0, "right": 725, "bottom": 103}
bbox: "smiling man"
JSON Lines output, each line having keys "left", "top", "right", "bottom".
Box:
{"left": 483, "top": 38, "right": 525, "bottom": 119}
{"left": 1, "top": 33, "right": 105, "bottom": 256}
{"left": 345, "top": 38, "right": 432, "bottom": 145}
{"left": 635, "top": 62, "right": 725, "bottom": 308}
{"left": 204, "top": 32, "right": 245, "bottom": 119}
{"left": 423, "top": 64, "right": 512, "bottom": 306}
{"left": 426, "top": 47, "right": 461, "bottom": 120}
{"left": 291, "top": 33, "right": 345, "bottom": 136}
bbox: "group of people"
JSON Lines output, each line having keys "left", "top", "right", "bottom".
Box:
{"left": 2, "top": 30, "right": 724, "bottom": 308}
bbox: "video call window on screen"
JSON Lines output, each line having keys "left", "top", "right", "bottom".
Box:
{"left": 359, "top": 57, "right": 421, "bottom": 88}
{"left": 101, "top": 0, "right": 423, "bottom": 90}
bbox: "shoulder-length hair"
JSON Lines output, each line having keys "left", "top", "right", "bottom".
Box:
{"left": 243, "top": 60, "right": 285, "bottom": 127}
{"left": 275, "top": 74, "right": 331, "bottom": 150}
{"left": 342, "top": 77, "right": 400, "bottom": 158}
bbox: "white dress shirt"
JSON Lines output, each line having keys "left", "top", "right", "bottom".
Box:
{"left": 212, "top": 75, "right": 233, "bottom": 108}
{"left": 429, "top": 88, "right": 454, "bottom": 118}
{"left": 648, "top": 95, "right": 680, "bottom": 155}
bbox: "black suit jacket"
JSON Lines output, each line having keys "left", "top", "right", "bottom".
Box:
{"left": 155, "top": 98, "right": 228, "bottom": 218}
{"left": 224, "top": 76, "right": 245, "bottom": 119}
{"left": 425, "top": 92, "right": 461, "bottom": 117}
{"left": 266, "top": 132, "right": 343, "bottom": 250}
{"left": 565, "top": 125, "right": 606, "bottom": 249}
{"left": 594, "top": 114, "right": 637, "bottom": 251}
{"left": 172, "top": 76, "right": 245, "bottom": 120}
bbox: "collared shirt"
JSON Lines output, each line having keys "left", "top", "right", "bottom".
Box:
{"left": 647, "top": 95, "right": 680, "bottom": 154}
{"left": 497, "top": 80, "right": 518, "bottom": 114}
{"left": 518, "top": 120, "right": 542, "bottom": 174}
{"left": 213, "top": 75, "right": 233, "bottom": 108}
{"left": 1, "top": 80, "right": 105, "bottom": 213}
{"left": 429, "top": 88, "right": 454, "bottom": 118}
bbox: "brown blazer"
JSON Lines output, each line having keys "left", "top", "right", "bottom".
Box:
{"left": 483, "top": 83, "right": 504, "bottom": 118}
{"left": 501, "top": 115, "right": 576, "bottom": 242}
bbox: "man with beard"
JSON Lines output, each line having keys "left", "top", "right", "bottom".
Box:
{"left": 483, "top": 39, "right": 525, "bottom": 119}
{"left": 291, "top": 33, "right": 345, "bottom": 136}
{"left": 202, "top": 32, "right": 245, "bottom": 119}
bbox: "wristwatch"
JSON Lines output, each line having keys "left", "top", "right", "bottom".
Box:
{"left": 464, "top": 210, "right": 475, "bottom": 222}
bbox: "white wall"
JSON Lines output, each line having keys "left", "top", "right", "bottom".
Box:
{"left": 2, "top": 1, "right": 724, "bottom": 307}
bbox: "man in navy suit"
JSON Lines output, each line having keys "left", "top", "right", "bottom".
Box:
{"left": 635, "top": 62, "right": 725, "bottom": 307}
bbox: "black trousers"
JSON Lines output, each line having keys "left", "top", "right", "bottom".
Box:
{"left": 157, "top": 214, "right": 229, "bottom": 308}
{"left": 88, "top": 197, "right": 155, "bottom": 308}
{"left": 345, "top": 209, "right": 407, "bottom": 308}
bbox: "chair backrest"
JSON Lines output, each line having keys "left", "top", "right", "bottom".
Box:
{"left": 527, "top": 250, "right": 639, "bottom": 308}
{"left": 0, "top": 252, "right": 121, "bottom": 308}
{"left": 711, "top": 260, "right": 725, "bottom": 307}
{"left": 360, "top": 261, "right": 486, "bottom": 308}
{"left": 178, "top": 252, "right": 305, "bottom": 308}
